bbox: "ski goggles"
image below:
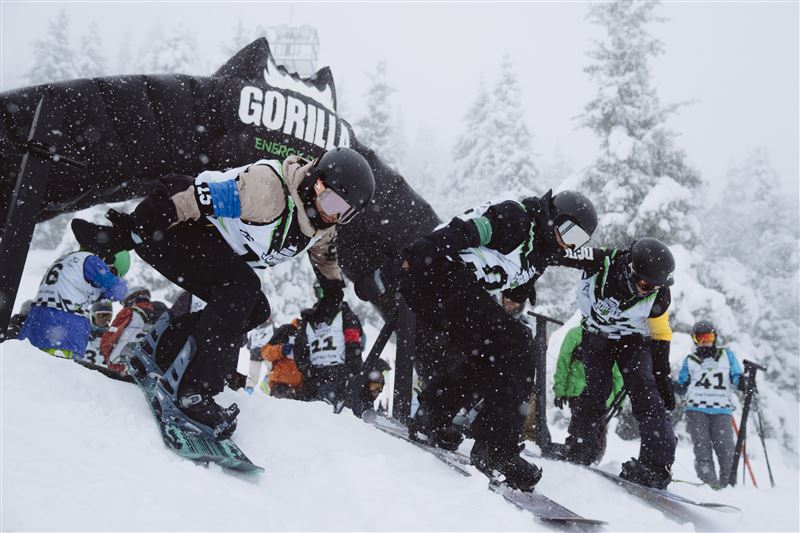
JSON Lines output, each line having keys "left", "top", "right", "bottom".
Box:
{"left": 692, "top": 332, "right": 716, "bottom": 345}
{"left": 314, "top": 179, "right": 357, "bottom": 224}
{"left": 557, "top": 220, "right": 592, "bottom": 249}
{"left": 633, "top": 277, "right": 661, "bottom": 294}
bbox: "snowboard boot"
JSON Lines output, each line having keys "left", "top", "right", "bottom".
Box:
{"left": 564, "top": 434, "right": 599, "bottom": 466}
{"left": 72, "top": 210, "right": 143, "bottom": 261}
{"left": 471, "top": 440, "right": 542, "bottom": 492}
{"left": 408, "top": 405, "right": 464, "bottom": 452}
{"left": 619, "top": 458, "right": 672, "bottom": 490}
{"left": 178, "top": 388, "right": 240, "bottom": 439}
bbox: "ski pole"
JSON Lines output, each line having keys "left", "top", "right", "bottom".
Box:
{"left": 753, "top": 394, "right": 776, "bottom": 487}
{"left": 731, "top": 415, "right": 758, "bottom": 487}
{"left": 602, "top": 387, "right": 628, "bottom": 429}
{"left": 729, "top": 359, "right": 765, "bottom": 486}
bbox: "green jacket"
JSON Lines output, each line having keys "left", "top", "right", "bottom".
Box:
{"left": 553, "top": 326, "right": 624, "bottom": 407}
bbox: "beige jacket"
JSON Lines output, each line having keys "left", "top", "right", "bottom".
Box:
{"left": 169, "top": 156, "right": 342, "bottom": 281}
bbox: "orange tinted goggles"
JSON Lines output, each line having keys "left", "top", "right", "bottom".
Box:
{"left": 692, "top": 332, "right": 716, "bottom": 344}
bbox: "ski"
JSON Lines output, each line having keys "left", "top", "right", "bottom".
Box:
{"left": 124, "top": 345, "right": 264, "bottom": 473}
{"left": 524, "top": 448, "right": 739, "bottom": 515}
{"left": 366, "top": 412, "right": 607, "bottom": 526}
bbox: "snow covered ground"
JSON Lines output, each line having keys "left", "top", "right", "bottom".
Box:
{"left": 2, "top": 340, "right": 798, "bottom": 532}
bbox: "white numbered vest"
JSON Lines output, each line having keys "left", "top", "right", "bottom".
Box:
{"left": 247, "top": 323, "right": 274, "bottom": 352}
{"left": 108, "top": 307, "right": 155, "bottom": 363}
{"left": 577, "top": 252, "right": 656, "bottom": 338}
{"left": 449, "top": 200, "right": 538, "bottom": 294}
{"left": 685, "top": 350, "right": 735, "bottom": 410}
{"left": 84, "top": 332, "right": 104, "bottom": 366}
{"left": 33, "top": 251, "right": 105, "bottom": 319}
{"left": 199, "top": 159, "right": 320, "bottom": 269}
{"left": 306, "top": 312, "right": 346, "bottom": 367}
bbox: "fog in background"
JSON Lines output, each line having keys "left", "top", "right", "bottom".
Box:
{"left": 1, "top": 1, "right": 797, "bottom": 200}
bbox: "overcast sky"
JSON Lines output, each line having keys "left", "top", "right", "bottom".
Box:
{"left": 1, "top": 1, "right": 798, "bottom": 200}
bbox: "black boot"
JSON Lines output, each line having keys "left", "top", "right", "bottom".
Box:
{"left": 71, "top": 211, "right": 139, "bottom": 260}
{"left": 178, "top": 388, "right": 240, "bottom": 439}
{"left": 471, "top": 440, "right": 542, "bottom": 491}
{"left": 408, "top": 405, "right": 464, "bottom": 451}
{"left": 620, "top": 458, "right": 672, "bottom": 490}
{"left": 564, "top": 434, "right": 598, "bottom": 466}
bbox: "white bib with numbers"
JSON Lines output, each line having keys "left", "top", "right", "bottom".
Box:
{"left": 33, "top": 251, "right": 105, "bottom": 319}
{"left": 685, "top": 350, "right": 735, "bottom": 410}
{"left": 306, "top": 312, "right": 346, "bottom": 367}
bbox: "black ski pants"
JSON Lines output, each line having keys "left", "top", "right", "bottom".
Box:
{"left": 570, "top": 331, "right": 676, "bottom": 467}
{"left": 134, "top": 220, "right": 270, "bottom": 394}
{"left": 401, "top": 259, "right": 536, "bottom": 454}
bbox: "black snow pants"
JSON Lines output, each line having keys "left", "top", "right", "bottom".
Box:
{"left": 569, "top": 331, "right": 676, "bottom": 467}
{"left": 401, "top": 258, "right": 536, "bottom": 454}
{"left": 134, "top": 220, "right": 270, "bottom": 395}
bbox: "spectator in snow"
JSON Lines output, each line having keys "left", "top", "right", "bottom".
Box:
{"left": 259, "top": 318, "right": 304, "bottom": 399}
{"left": 101, "top": 287, "right": 159, "bottom": 374}
{"left": 19, "top": 250, "right": 129, "bottom": 359}
{"left": 676, "top": 320, "right": 743, "bottom": 489}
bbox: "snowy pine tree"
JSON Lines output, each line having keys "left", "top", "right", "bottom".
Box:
{"left": 116, "top": 27, "right": 133, "bottom": 74}
{"left": 701, "top": 148, "right": 800, "bottom": 394}
{"left": 487, "top": 53, "right": 540, "bottom": 198}
{"left": 221, "top": 20, "right": 255, "bottom": 58}
{"left": 75, "top": 22, "right": 108, "bottom": 78}
{"left": 354, "top": 61, "right": 399, "bottom": 169}
{"left": 141, "top": 23, "right": 200, "bottom": 74}
{"left": 578, "top": 0, "right": 701, "bottom": 248}
{"left": 25, "top": 10, "right": 76, "bottom": 84}
{"left": 450, "top": 56, "right": 540, "bottom": 214}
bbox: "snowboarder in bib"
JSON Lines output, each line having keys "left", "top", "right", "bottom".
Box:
{"left": 18, "top": 250, "right": 130, "bottom": 359}
{"left": 676, "top": 320, "right": 743, "bottom": 489}
{"left": 565, "top": 238, "right": 677, "bottom": 490}
{"left": 71, "top": 147, "right": 375, "bottom": 438}
{"left": 294, "top": 286, "right": 365, "bottom": 407}
{"left": 399, "top": 190, "right": 598, "bottom": 491}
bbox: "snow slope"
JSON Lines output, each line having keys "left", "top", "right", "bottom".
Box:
{"left": 2, "top": 341, "right": 798, "bottom": 532}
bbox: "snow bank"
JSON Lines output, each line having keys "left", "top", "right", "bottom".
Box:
{"left": 2, "top": 340, "right": 798, "bottom": 531}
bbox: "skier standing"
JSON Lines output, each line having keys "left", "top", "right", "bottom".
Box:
{"left": 564, "top": 238, "right": 677, "bottom": 489}
{"left": 18, "top": 250, "right": 130, "bottom": 359}
{"left": 71, "top": 148, "right": 374, "bottom": 437}
{"left": 676, "top": 320, "right": 743, "bottom": 488}
{"left": 399, "top": 190, "right": 598, "bottom": 491}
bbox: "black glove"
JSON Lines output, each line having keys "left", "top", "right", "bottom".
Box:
{"left": 301, "top": 300, "right": 339, "bottom": 325}
{"left": 554, "top": 396, "right": 567, "bottom": 409}
{"left": 354, "top": 269, "right": 386, "bottom": 302}
{"left": 655, "top": 377, "right": 676, "bottom": 411}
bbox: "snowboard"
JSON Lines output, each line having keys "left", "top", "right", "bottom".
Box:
{"left": 524, "top": 448, "right": 739, "bottom": 515}
{"left": 366, "top": 412, "right": 607, "bottom": 526}
{"left": 124, "top": 349, "right": 264, "bottom": 473}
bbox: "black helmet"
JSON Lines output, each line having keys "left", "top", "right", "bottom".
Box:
{"left": 123, "top": 287, "right": 151, "bottom": 307}
{"left": 309, "top": 147, "right": 375, "bottom": 224}
{"left": 692, "top": 320, "right": 716, "bottom": 336}
{"left": 630, "top": 238, "right": 675, "bottom": 287}
{"left": 91, "top": 300, "right": 113, "bottom": 314}
{"left": 692, "top": 320, "right": 717, "bottom": 346}
{"left": 551, "top": 190, "right": 598, "bottom": 248}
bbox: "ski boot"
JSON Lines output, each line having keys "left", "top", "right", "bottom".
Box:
{"left": 619, "top": 458, "right": 672, "bottom": 490}
{"left": 471, "top": 440, "right": 542, "bottom": 492}
{"left": 152, "top": 336, "right": 239, "bottom": 440}
{"left": 563, "top": 434, "right": 599, "bottom": 466}
{"left": 407, "top": 405, "right": 464, "bottom": 452}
